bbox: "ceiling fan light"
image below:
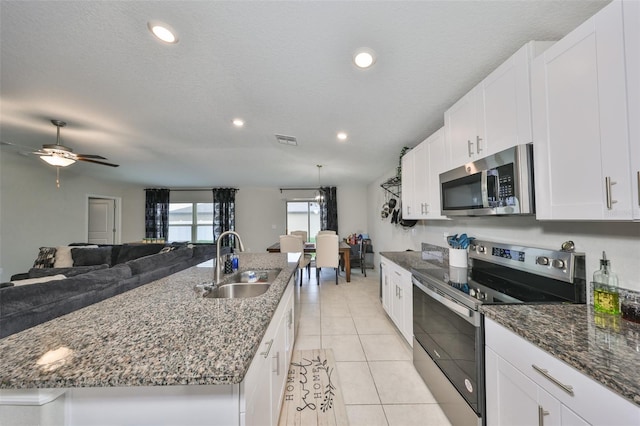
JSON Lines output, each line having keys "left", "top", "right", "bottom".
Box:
{"left": 40, "top": 155, "right": 76, "bottom": 167}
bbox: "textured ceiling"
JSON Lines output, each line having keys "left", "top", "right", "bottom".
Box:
{"left": 0, "top": 0, "right": 609, "bottom": 188}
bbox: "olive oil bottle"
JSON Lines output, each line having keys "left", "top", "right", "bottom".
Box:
{"left": 592, "top": 251, "right": 620, "bottom": 315}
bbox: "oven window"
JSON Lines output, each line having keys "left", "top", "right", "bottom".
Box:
{"left": 441, "top": 173, "right": 483, "bottom": 210}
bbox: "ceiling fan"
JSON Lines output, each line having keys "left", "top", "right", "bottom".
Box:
{"left": 33, "top": 120, "right": 119, "bottom": 168}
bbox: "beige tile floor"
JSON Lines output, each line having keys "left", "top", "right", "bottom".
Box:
{"left": 290, "top": 267, "right": 452, "bottom": 426}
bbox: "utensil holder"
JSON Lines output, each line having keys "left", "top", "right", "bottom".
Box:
{"left": 449, "top": 248, "right": 468, "bottom": 284}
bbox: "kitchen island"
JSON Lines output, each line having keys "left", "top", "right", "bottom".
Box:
{"left": 0, "top": 252, "right": 299, "bottom": 426}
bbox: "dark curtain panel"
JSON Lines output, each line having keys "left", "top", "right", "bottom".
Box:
{"left": 212, "top": 188, "right": 238, "bottom": 247}
{"left": 145, "top": 188, "right": 170, "bottom": 240}
{"left": 320, "top": 186, "right": 338, "bottom": 233}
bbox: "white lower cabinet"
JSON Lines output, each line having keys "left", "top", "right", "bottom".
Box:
{"left": 243, "top": 276, "right": 294, "bottom": 426}
{"left": 380, "top": 257, "right": 412, "bottom": 346}
{"left": 485, "top": 317, "right": 639, "bottom": 426}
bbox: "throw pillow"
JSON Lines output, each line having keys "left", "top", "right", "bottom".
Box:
{"left": 11, "top": 274, "right": 67, "bottom": 286}
{"left": 71, "top": 246, "right": 113, "bottom": 266}
{"left": 53, "top": 246, "right": 73, "bottom": 268}
{"left": 32, "top": 247, "right": 57, "bottom": 269}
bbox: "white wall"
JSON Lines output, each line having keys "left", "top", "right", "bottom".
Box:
{"left": 369, "top": 169, "right": 640, "bottom": 291}
{"left": 0, "top": 152, "right": 145, "bottom": 281}
{"left": 235, "top": 185, "right": 369, "bottom": 253}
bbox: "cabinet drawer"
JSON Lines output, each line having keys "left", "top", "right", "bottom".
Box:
{"left": 485, "top": 318, "right": 640, "bottom": 425}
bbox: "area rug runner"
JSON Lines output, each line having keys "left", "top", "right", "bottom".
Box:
{"left": 278, "top": 348, "right": 349, "bottom": 426}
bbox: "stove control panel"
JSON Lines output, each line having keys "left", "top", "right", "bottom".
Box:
{"left": 469, "top": 240, "right": 585, "bottom": 283}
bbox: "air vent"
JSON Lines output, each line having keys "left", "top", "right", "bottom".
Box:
{"left": 275, "top": 134, "right": 298, "bottom": 146}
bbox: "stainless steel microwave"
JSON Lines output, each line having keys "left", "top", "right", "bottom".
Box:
{"left": 439, "top": 144, "right": 534, "bottom": 216}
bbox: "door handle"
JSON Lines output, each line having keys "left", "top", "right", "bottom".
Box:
{"left": 467, "top": 140, "right": 473, "bottom": 157}
{"left": 637, "top": 171, "right": 639, "bottom": 207}
{"left": 272, "top": 350, "right": 280, "bottom": 375}
{"left": 532, "top": 364, "right": 574, "bottom": 395}
{"left": 476, "top": 136, "right": 482, "bottom": 154}
{"left": 260, "top": 339, "right": 274, "bottom": 358}
{"left": 538, "top": 405, "right": 549, "bottom": 426}
{"left": 605, "top": 176, "right": 618, "bottom": 209}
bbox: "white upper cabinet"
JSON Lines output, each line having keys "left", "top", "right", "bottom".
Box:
{"left": 402, "top": 128, "right": 448, "bottom": 220}
{"left": 445, "top": 41, "right": 552, "bottom": 169}
{"left": 445, "top": 84, "right": 484, "bottom": 167}
{"left": 532, "top": 0, "right": 638, "bottom": 220}
{"left": 625, "top": 0, "right": 640, "bottom": 219}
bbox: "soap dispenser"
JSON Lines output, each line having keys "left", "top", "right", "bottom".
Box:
{"left": 592, "top": 251, "right": 620, "bottom": 315}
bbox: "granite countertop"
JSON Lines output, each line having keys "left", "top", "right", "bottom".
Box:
{"left": 0, "top": 252, "right": 298, "bottom": 389}
{"left": 380, "top": 248, "right": 447, "bottom": 272}
{"left": 381, "top": 250, "right": 640, "bottom": 407}
{"left": 482, "top": 304, "right": 640, "bottom": 406}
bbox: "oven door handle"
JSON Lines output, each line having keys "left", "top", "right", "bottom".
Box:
{"left": 413, "top": 278, "right": 473, "bottom": 320}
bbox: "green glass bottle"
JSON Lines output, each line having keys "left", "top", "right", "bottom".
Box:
{"left": 592, "top": 251, "right": 620, "bottom": 315}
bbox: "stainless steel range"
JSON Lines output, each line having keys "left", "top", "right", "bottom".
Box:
{"left": 411, "top": 240, "right": 586, "bottom": 426}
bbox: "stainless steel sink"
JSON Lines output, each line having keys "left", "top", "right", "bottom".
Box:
{"left": 196, "top": 269, "right": 281, "bottom": 299}
{"left": 232, "top": 269, "right": 281, "bottom": 284}
{"left": 206, "top": 282, "right": 271, "bottom": 299}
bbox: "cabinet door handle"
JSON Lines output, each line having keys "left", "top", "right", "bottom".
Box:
{"left": 538, "top": 405, "right": 549, "bottom": 426}
{"left": 636, "top": 171, "right": 639, "bottom": 207}
{"left": 398, "top": 287, "right": 402, "bottom": 299}
{"left": 532, "top": 364, "right": 574, "bottom": 395}
{"left": 605, "top": 176, "right": 618, "bottom": 209}
{"left": 260, "top": 339, "right": 274, "bottom": 358}
{"left": 476, "top": 136, "right": 483, "bottom": 154}
{"left": 467, "top": 140, "right": 473, "bottom": 157}
{"left": 273, "top": 350, "right": 280, "bottom": 375}
{"left": 407, "top": 205, "right": 411, "bottom": 215}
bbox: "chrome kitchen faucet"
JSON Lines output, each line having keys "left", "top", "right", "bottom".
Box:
{"left": 215, "top": 231, "right": 245, "bottom": 284}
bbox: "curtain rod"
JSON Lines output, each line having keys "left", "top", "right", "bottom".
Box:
{"left": 279, "top": 187, "right": 320, "bottom": 193}
{"left": 145, "top": 188, "right": 239, "bottom": 192}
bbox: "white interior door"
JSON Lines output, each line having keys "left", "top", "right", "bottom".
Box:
{"left": 88, "top": 198, "right": 116, "bottom": 244}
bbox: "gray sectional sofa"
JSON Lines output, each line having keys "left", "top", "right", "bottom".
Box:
{"left": 0, "top": 243, "right": 223, "bottom": 338}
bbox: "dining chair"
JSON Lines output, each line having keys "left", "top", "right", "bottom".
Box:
{"left": 315, "top": 233, "right": 339, "bottom": 285}
{"left": 279, "top": 234, "right": 311, "bottom": 286}
{"left": 290, "top": 230, "right": 307, "bottom": 242}
{"left": 317, "top": 230, "right": 336, "bottom": 236}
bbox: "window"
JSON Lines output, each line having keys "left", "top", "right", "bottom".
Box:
{"left": 168, "top": 203, "right": 214, "bottom": 243}
{"left": 286, "top": 201, "right": 321, "bottom": 242}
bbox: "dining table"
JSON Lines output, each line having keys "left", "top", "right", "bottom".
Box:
{"left": 266, "top": 240, "right": 353, "bottom": 282}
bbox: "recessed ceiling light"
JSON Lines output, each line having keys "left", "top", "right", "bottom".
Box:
{"left": 353, "top": 48, "right": 376, "bottom": 69}
{"left": 337, "top": 132, "right": 348, "bottom": 141}
{"left": 232, "top": 118, "right": 245, "bottom": 127}
{"left": 148, "top": 22, "right": 178, "bottom": 44}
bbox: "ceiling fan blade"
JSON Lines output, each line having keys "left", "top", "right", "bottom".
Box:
{"left": 78, "top": 158, "right": 119, "bottom": 167}
{"left": 77, "top": 154, "right": 107, "bottom": 160}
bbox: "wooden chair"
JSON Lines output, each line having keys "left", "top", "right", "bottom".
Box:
{"left": 315, "top": 233, "right": 339, "bottom": 285}
{"left": 279, "top": 234, "right": 311, "bottom": 286}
